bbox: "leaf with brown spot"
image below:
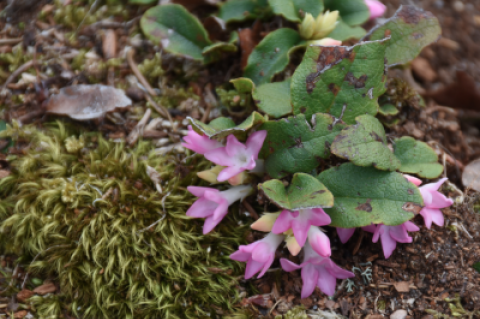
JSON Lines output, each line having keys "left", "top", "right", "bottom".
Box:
{"left": 363, "top": 5, "right": 441, "bottom": 66}
{"left": 46, "top": 85, "right": 131, "bottom": 120}
{"left": 318, "top": 163, "right": 423, "bottom": 228}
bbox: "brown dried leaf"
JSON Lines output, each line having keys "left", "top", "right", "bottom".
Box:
{"left": 33, "top": 282, "right": 56, "bottom": 295}
{"left": 47, "top": 85, "right": 131, "bottom": 120}
{"left": 102, "top": 29, "right": 117, "bottom": 60}
{"left": 13, "top": 310, "right": 28, "bottom": 319}
{"left": 427, "top": 71, "right": 480, "bottom": 111}
{"left": 462, "top": 158, "right": 480, "bottom": 192}
{"left": 239, "top": 21, "right": 262, "bottom": 70}
{"left": 394, "top": 281, "right": 410, "bottom": 292}
{"left": 16, "top": 289, "right": 34, "bottom": 303}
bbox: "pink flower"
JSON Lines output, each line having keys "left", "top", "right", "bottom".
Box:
{"left": 365, "top": 0, "right": 386, "bottom": 19}
{"left": 204, "top": 131, "right": 267, "bottom": 182}
{"left": 271, "top": 208, "right": 331, "bottom": 247}
{"left": 280, "top": 243, "right": 354, "bottom": 297}
{"left": 336, "top": 224, "right": 377, "bottom": 244}
{"left": 230, "top": 233, "right": 284, "bottom": 279}
{"left": 419, "top": 178, "right": 453, "bottom": 229}
{"left": 187, "top": 185, "right": 252, "bottom": 234}
{"left": 370, "top": 221, "right": 419, "bottom": 259}
{"left": 308, "top": 227, "right": 331, "bottom": 257}
{"left": 182, "top": 126, "right": 223, "bottom": 154}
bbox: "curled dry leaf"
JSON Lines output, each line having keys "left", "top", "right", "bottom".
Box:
{"left": 33, "top": 282, "right": 56, "bottom": 295}
{"left": 462, "top": 158, "right": 480, "bottom": 192}
{"left": 47, "top": 85, "right": 132, "bottom": 120}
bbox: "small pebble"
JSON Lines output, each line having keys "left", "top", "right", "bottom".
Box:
{"left": 453, "top": 1, "right": 464, "bottom": 12}
{"left": 390, "top": 309, "right": 407, "bottom": 319}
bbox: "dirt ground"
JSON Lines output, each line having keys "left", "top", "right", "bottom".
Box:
{"left": 0, "top": 0, "right": 480, "bottom": 318}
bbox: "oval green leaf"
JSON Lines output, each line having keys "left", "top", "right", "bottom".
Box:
{"left": 218, "top": 0, "right": 270, "bottom": 23}
{"left": 260, "top": 113, "right": 345, "bottom": 178}
{"left": 328, "top": 18, "right": 367, "bottom": 41}
{"left": 324, "top": 0, "right": 369, "bottom": 26}
{"left": 331, "top": 114, "right": 400, "bottom": 171}
{"left": 259, "top": 173, "right": 334, "bottom": 210}
{"left": 140, "top": 4, "right": 212, "bottom": 61}
{"left": 244, "top": 28, "right": 303, "bottom": 85}
{"left": 363, "top": 5, "right": 441, "bottom": 66}
{"left": 318, "top": 163, "right": 424, "bottom": 228}
{"left": 253, "top": 79, "right": 292, "bottom": 118}
{"left": 394, "top": 136, "right": 443, "bottom": 179}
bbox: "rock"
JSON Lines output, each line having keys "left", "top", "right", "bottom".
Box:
{"left": 394, "top": 281, "right": 410, "bottom": 292}
{"left": 390, "top": 309, "right": 407, "bottom": 319}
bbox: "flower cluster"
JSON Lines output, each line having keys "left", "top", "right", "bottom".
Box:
{"left": 182, "top": 126, "right": 454, "bottom": 299}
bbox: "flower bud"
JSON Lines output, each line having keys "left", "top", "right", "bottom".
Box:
{"left": 197, "top": 166, "right": 225, "bottom": 184}
{"left": 299, "top": 13, "right": 315, "bottom": 40}
{"left": 312, "top": 10, "right": 339, "bottom": 39}
{"left": 307, "top": 38, "right": 342, "bottom": 46}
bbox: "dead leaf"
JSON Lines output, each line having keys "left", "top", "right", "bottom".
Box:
{"left": 16, "top": 289, "right": 34, "bottom": 303}
{"left": 462, "top": 158, "right": 480, "bottom": 192}
{"left": 411, "top": 57, "right": 437, "bottom": 82}
{"left": 0, "top": 170, "right": 10, "bottom": 179}
{"left": 102, "top": 29, "right": 117, "bottom": 60}
{"left": 47, "top": 85, "right": 132, "bottom": 120}
{"left": 146, "top": 165, "right": 163, "bottom": 193}
{"left": 13, "top": 310, "right": 28, "bottom": 319}
{"left": 33, "top": 282, "right": 56, "bottom": 295}
{"left": 239, "top": 20, "right": 262, "bottom": 70}
{"left": 394, "top": 281, "right": 410, "bottom": 292}
{"left": 426, "top": 71, "right": 480, "bottom": 111}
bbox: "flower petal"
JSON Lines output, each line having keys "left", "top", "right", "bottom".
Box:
{"left": 316, "top": 265, "right": 337, "bottom": 296}
{"left": 309, "top": 228, "right": 331, "bottom": 257}
{"left": 271, "top": 210, "right": 294, "bottom": 234}
{"left": 204, "top": 147, "right": 237, "bottom": 167}
{"left": 230, "top": 250, "right": 250, "bottom": 262}
{"left": 301, "top": 264, "right": 319, "bottom": 299}
{"left": 420, "top": 207, "right": 433, "bottom": 229}
{"left": 187, "top": 186, "right": 217, "bottom": 197}
{"left": 380, "top": 230, "right": 397, "bottom": 259}
{"left": 421, "top": 178, "right": 448, "bottom": 192}
{"left": 245, "top": 259, "right": 264, "bottom": 279}
{"left": 337, "top": 228, "right": 355, "bottom": 244}
{"left": 280, "top": 258, "right": 301, "bottom": 272}
{"left": 203, "top": 216, "right": 223, "bottom": 234}
{"left": 309, "top": 208, "right": 332, "bottom": 226}
{"left": 246, "top": 130, "right": 267, "bottom": 160}
{"left": 251, "top": 242, "right": 271, "bottom": 263}
{"left": 389, "top": 225, "right": 412, "bottom": 243}
{"left": 186, "top": 197, "right": 217, "bottom": 218}
{"left": 217, "top": 166, "right": 245, "bottom": 182}
{"left": 429, "top": 192, "right": 454, "bottom": 209}
{"left": 325, "top": 260, "right": 355, "bottom": 279}
{"left": 403, "top": 174, "right": 422, "bottom": 186}
{"left": 362, "top": 224, "right": 377, "bottom": 233}
{"left": 225, "top": 135, "right": 247, "bottom": 157}
{"left": 291, "top": 218, "right": 310, "bottom": 247}
{"left": 257, "top": 255, "right": 275, "bottom": 278}
{"left": 403, "top": 221, "right": 420, "bottom": 232}
{"left": 365, "top": 0, "right": 386, "bottom": 19}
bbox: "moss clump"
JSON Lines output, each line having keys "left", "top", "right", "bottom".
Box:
{"left": 0, "top": 122, "right": 246, "bottom": 318}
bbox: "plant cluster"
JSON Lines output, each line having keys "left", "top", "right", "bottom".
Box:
{"left": 0, "top": 122, "right": 248, "bottom": 318}
{"left": 173, "top": 2, "right": 454, "bottom": 299}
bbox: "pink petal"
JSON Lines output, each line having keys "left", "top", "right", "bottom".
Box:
{"left": 421, "top": 178, "right": 448, "bottom": 192}
{"left": 372, "top": 225, "right": 384, "bottom": 243}
{"left": 404, "top": 174, "right": 422, "bottom": 186}
{"left": 280, "top": 258, "right": 301, "bottom": 272}
{"left": 291, "top": 218, "right": 310, "bottom": 247}
{"left": 365, "top": 0, "right": 386, "bottom": 19}
{"left": 362, "top": 224, "right": 377, "bottom": 233}
{"left": 309, "top": 229, "right": 331, "bottom": 257}
{"left": 389, "top": 225, "right": 412, "bottom": 243}
{"left": 182, "top": 126, "right": 223, "bottom": 154}
{"left": 309, "top": 208, "right": 332, "bottom": 226}
{"left": 380, "top": 230, "right": 397, "bottom": 259}
{"left": 230, "top": 250, "right": 251, "bottom": 262}
{"left": 225, "top": 135, "right": 247, "bottom": 157}
{"left": 245, "top": 259, "right": 264, "bottom": 279}
{"left": 251, "top": 242, "right": 272, "bottom": 263}
{"left": 429, "top": 192, "right": 454, "bottom": 209}
{"left": 186, "top": 197, "right": 217, "bottom": 218}
{"left": 187, "top": 186, "right": 217, "bottom": 197}
{"left": 403, "top": 221, "right": 420, "bottom": 232}
{"left": 420, "top": 188, "right": 433, "bottom": 206}
{"left": 316, "top": 265, "right": 337, "bottom": 296}
{"left": 217, "top": 166, "right": 245, "bottom": 182}
{"left": 271, "top": 210, "right": 293, "bottom": 234}
{"left": 301, "top": 264, "right": 319, "bottom": 299}
{"left": 257, "top": 255, "right": 274, "bottom": 278}
{"left": 420, "top": 207, "right": 444, "bottom": 228}
{"left": 204, "top": 147, "right": 236, "bottom": 167}
{"left": 325, "top": 260, "right": 355, "bottom": 279}
{"left": 246, "top": 130, "right": 267, "bottom": 160}
{"left": 203, "top": 216, "right": 223, "bottom": 234}
{"left": 337, "top": 228, "right": 355, "bottom": 243}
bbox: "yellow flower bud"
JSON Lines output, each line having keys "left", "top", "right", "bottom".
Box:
{"left": 251, "top": 212, "right": 281, "bottom": 232}
{"left": 299, "top": 13, "right": 315, "bottom": 40}
{"left": 285, "top": 235, "right": 301, "bottom": 256}
{"left": 227, "top": 171, "right": 251, "bottom": 186}
{"left": 307, "top": 37, "right": 342, "bottom": 46}
{"left": 312, "top": 10, "right": 339, "bottom": 39}
{"left": 197, "top": 166, "right": 225, "bottom": 184}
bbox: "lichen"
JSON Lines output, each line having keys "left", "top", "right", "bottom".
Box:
{"left": 0, "top": 122, "right": 247, "bottom": 319}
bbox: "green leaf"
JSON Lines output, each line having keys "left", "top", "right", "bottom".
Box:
{"left": 318, "top": 163, "right": 424, "bottom": 228}
{"left": 202, "top": 42, "right": 238, "bottom": 63}
{"left": 231, "top": 77, "right": 255, "bottom": 94}
{"left": 188, "top": 111, "right": 266, "bottom": 139}
{"left": 331, "top": 114, "right": 400, "bottom": 171}
{"left": 328, "top": 18, "right": 366, "bottom": 41}
{"left": 218, "top": 0, "right": 270, "bottom": 23}
{"left": 473, "top": 262, "right": 480, "bottom": 274}
{"left": 244, "top": 28, "right": 303, "bottom": 85}
{"left": 259, "top": 173, "right": 334, "bottom": 210}
{"left": 393, "top": 136, "right": 443, "bottom": 179}
{"left": 268, "top": 0, "right": 324, "bottom": 22}
{"left": 140, "top": 4, "right": 212, "bottom": 61}
{"left": 363, "top": 5, "right": 441, "bottom": 66}
{"left": 291, "top": 39, "right": 389, "bottom": 124}
{"left": 378, "top": 103, "right": 399, "bottom": 116}
{"left": 253, "top": 79, "right": 292, "bottom": 118}
{"left": 260, "top": 113, "right": 345, "bottom": 178}
{"left": 324, "top": 0, "right": 369, "bottom": 26}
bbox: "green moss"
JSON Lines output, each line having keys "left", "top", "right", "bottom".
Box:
{"left": 138, "top": 53, "right": 165, "bottom": 84}
{"left": 0, "top": 122, "right": 247, "bottom": 319}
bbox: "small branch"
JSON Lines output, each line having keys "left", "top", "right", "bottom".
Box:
{"left": 127, "top": 108, "right": 151, "bottom": 146}
{"left": 1, "top": 60, "right": 34, "bottom": 91}
{"left": 0, "top": 37, "right": 23, "bottom": 45}
{"left": 126, "top": 48, "right": 157, "bottom": 97}
{"left": 242, "top": 200, "right": 259, "bottom": 220}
